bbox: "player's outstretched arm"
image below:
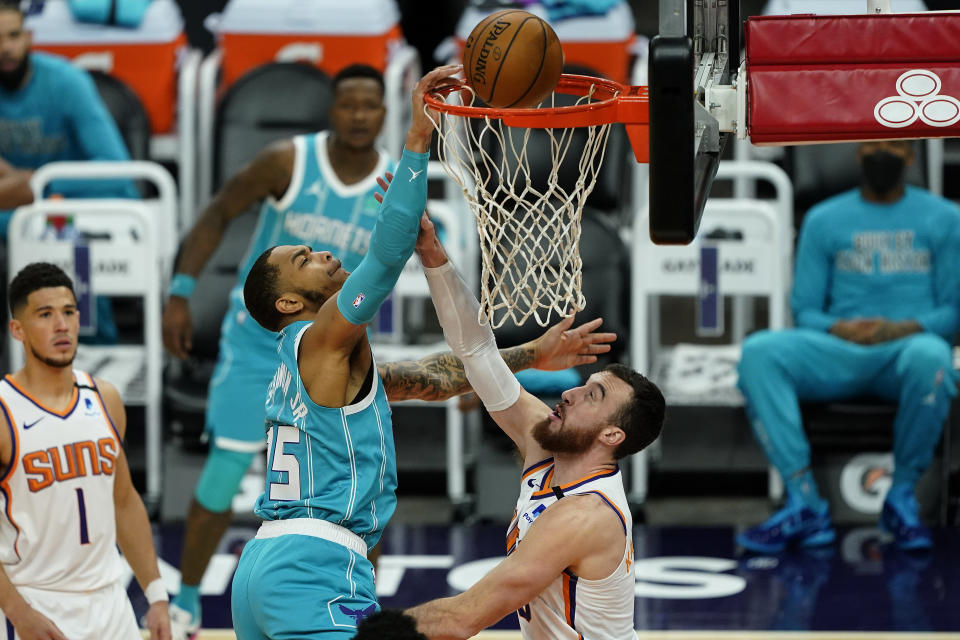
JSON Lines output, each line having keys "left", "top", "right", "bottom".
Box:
{"left": 162, "top": 139, "right": 295, "bottom": 359}
{"left": 416, "top": 214, "right": 554, "bottom": 461}
{"left": 301, "top": 66, "right": 461, "bottom": 353}
{"left": 406, "top": 497, "right": 615, "bottom": 639}
{"left": 380, "top": 316, "right": 614, "bottom": 402}
{"left": 98, "top": 380, "right": 171, "bottom": 640}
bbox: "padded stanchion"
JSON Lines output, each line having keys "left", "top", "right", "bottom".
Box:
{"left": 746, "top": 13, "right": 960, "bottom": 144}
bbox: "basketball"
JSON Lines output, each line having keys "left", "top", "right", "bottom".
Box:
{"left": 462, "top": 9, "right": 564, "bottom": 109}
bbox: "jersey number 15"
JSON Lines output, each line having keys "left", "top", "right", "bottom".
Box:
{"left": 267, "top": 425, "right": 302, "bottom": 501}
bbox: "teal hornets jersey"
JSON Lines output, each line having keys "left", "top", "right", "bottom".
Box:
{"left": 238, "top": 131, "right": 393, "bottom": 280}
{"left": 224, "top": 131, "right": 395, "bottom": 343}
{"left": 255, "top": 321, "right": 397, "bottom": 547}
{"left": 792, "top": 186, "right": 960, "bottom": 339}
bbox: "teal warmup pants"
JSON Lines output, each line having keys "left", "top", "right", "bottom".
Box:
{"left": 737, "top": 329, "right": 957, "bottom": 487}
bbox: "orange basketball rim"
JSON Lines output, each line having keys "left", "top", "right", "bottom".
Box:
{"left": 425, "top": 74, "right": 650, "bottom": 163}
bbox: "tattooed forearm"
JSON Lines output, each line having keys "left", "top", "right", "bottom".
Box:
{"left": 378, "top": 343, "right": 538, "bottom": 402}
{"left": 379, "top": 353, "right": 467, "bottom": 402}
{"left": 501, "top": 343, "right": 537, "bottom": 374}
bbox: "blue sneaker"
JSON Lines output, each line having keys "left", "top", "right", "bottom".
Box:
{"left": 880, "top": 487, "right": 933, "bottom": 550}
{"left": 737, "top": 497, "right": 835, "bottom": 553}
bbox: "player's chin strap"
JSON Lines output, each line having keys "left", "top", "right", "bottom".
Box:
{"left": 423, "top": 261, "right": 522, "bottom": 412}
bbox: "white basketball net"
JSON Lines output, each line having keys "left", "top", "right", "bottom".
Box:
{"left": 429, "top": 85, "right": 615, "bottom": 328}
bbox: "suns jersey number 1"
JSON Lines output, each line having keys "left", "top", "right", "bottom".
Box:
{"left": 0, "top": 371, "right": 125, "bottom": 592}
{"left": 508, "top": 458, "right": 636, "bottom": 640}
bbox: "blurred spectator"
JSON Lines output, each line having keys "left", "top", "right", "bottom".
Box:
{"left": 0, "top": 0, "right": 137, "bottom": 236}
{"left": 736, "top": 140, "right": 960, "bottom": 553}
{"left": 0, "top": 0, "right": 137, "bottom": 355}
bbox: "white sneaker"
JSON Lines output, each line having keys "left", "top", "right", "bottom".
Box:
{"left": 169, "top": 603, "right": 200, "bottom": 640}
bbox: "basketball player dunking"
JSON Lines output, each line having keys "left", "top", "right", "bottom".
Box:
{"left": 227, "top": 65, "right": 470, "bottom": 640}
{"left": 364, "top": 215, "right": 665, "bottom": 640}
{"left": 0, "top": 263, "right": 170, "bottom": 640}
{"left": 161, "top": 62, "right": 610, "bottom": 640}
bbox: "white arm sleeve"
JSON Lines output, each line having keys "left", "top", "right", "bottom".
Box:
{"left": 423, "top": 261, "right": 522, "bottom": 412}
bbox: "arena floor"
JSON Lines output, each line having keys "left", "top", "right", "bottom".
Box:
{"left": 130, "top": 522, "right": 960, "bottom": 638}
{"left": 173, "top": 633, "right": 958, "bottom": 639}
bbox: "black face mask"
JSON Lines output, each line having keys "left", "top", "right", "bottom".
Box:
{"left": 0, "top": 54, "right": 30, "bottom": 92}
{"left": 861, "top": 150, "right": 906, "bottom": 197}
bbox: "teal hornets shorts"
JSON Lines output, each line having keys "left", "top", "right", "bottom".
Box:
{"left": 205, "top": 305, "right": 278, "bottom": 452}
{"left": 231, "top": 534, "right": 378, "bottom": 640}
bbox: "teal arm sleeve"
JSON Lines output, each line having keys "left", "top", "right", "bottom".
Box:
{"left": 337, "top": 148, "right": 429, "bottom": 325}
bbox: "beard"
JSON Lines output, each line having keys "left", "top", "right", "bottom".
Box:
{"left": 532, "top": 417, "right": 601, "bottom": 455}
{"left": 30, "top": 344, "right": 76, "bottom": 369}
{"left": 0, "top": 54, "right": 30, "bottom": 92}
{"left": 297, "top": 287, "right": 327, "bottom": 309}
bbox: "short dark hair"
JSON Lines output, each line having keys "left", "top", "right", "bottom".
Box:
{"left": 333, "top": 64, "right": 385, "bottom": 95}
{"left": 243, "top": 247, "right": 284, "bottom": 332}
{"left": 0, "top": 1, "right": 22, "bottom": 16}
{"left": 8, "top": 262, "right": 76, "bottom": 315}
{"left": 604, "top": 363, "right": 665, "bottom": 459}
{"left": 353, "top": 609, "right": 426, "bottom": 640}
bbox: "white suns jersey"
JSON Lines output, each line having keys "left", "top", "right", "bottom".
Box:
{"left": 508, "top": 458, "right": 636, "bottom": 640}
{"left": 0, "top": 371, "right": 125, "bottom": 591}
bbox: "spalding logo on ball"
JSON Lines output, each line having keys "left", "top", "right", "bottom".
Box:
{"left": 462, "top": 9, "right": 564, "bottom": 109}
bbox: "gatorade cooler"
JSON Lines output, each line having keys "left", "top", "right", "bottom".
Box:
{"left": 208, "top": 0, "right": 406, "bottom": 90}
{"left": 27, "top": 0, "right": 186, "bottom": 134}
{"left": 453, "top": 2, "right": 637, "bottom": 84}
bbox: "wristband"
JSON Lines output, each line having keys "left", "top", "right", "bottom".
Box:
{"left": 168, "top": 273, "right": 197, "bottom": 299}
{"left": 144, "top": 578, "right": 169, "bottom": 605}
